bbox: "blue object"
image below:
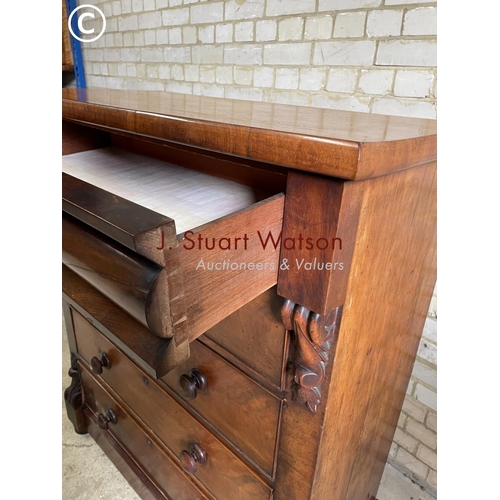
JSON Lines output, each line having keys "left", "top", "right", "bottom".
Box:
{"left": 65, "top": 0, "right": 87, "bottom": 89}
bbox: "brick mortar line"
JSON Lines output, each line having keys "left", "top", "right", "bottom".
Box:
{"left": 87, "top": 73, "right": 437, "bottom": 93}
{"left": 85, "top": 75, "right": 438, "bottom": 102}
{"left": 410, "top": 374, "right": 436, "bottom": 391}
{"left": 387, "top": 458, "right": 437, "bottom": 497}
{"left": 87, "top": 60, "right": 437, "bottom": 73}
{"left": 414, "top": 356, "right": 437, "bottom": 372}
{"left": 399, "top": 414, "right": 437, "bottom": 441}
{"left": 104, "top": 31, "right": 438, "bottom": 42}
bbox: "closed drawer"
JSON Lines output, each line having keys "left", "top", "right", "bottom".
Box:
{"left": 205, "top": 287, "right": 287, "bottom": 391}
{"left": 72, "top": 309, "right": 273, "bottom": 500}
{"left": 162, "top": 339, "right": 281, "bottom": 478}
{"left": 80, "top": 365, "right": 209, "bottom": 500}
{"left": 62, "top": 147, "right": 284, "bottom": 354}
{"left": 72, "top": 307, "right": 280, "bottom": 479}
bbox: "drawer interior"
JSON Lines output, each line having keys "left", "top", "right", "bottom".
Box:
{"left": 62, "top": 135, "right": 286, "bottom": 366}
{"left": 63, "top": 146, "right": 271, "bottom": 236}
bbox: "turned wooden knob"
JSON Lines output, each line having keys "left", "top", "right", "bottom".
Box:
{"left": 177, "top": 369, "right": 207, "bottom": 400}
{"left": 179, "top": 443, "right": 207, "bottom": 475}
{"left": 97, "top": 409, "right": 118, "bottom": 430}
{"left": 90, "top": 353, "right": 111, "bottom": 374}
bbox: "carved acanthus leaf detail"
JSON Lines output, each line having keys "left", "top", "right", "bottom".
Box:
{"left": 281, "top": 299, "right": 342, "bottom": 414}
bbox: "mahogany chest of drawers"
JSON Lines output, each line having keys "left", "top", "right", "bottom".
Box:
{"left": 62, "top": 88, "right": 436, "bottom": 500}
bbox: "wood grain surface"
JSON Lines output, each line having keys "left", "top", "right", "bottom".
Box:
{"left": 160, "top": 341, "right": 282, "bottom": 479}
{"left": 62, "top": 89, "right": 437, "bottom": 500}
{"left": 80, "top": 356, "right": 273, "bottom": 499}
{"left": 87, "top": 419, "right": 172, "bottom": 500}
{"left": 74, "top": 307, "right": 281, "bottom": 479}
{"left": 203, "top": 288, "right": 288, "bottom": 392}
{"left": 82, "top": 367, "right": 210, "bottom": 500}
{"left": 63, "top": 267, "right": 189, "bottom": 379}
{"left": 62, "top": 214, "right": 173, "bottom": 338}
{"left": 311, "top": 161, "right": 437, "bottom": 500}
{"left": 63, "top": 172, "right": 177, "bottom": 253}
{"left": 177, "top": 194, "right": 284, "bottom": 342}
{"left": 62, "top": 120, "right": 111, "bottom": 155}
{"left": 62, "top": 88, "right": 436, "bottom": 180}
{"left": 111, "top": 133, "right": 287, "bottom": 194}
{"left": 277, "top": 172, "right": 361, "bottom": 315}
{"left": 62, "top": 0, "right": 73, "bottom": 71}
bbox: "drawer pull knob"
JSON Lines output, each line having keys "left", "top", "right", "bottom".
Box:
{"left": 178, "top": 369, "right": 207, "bottom": 400}
{"left": 97, "top": 409, "right": 118, "bottom": 430}
{"left": 179, "top": 443, "right": 207, "bottom": 475}
{"left": 90, "top": 353, "right": 111, "bottom": 375}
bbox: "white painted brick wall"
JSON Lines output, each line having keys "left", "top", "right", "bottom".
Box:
{"left": 275, "top": 68, "right": 299, "bottom": 89}
{"left": 326, "top": 68, "right": 357, "bottom": 93}
{"left": 333, "top": 12, "right": 366, "bottom": 38}
{"left": 234, "top": 66, "right": 253, "bottom": 85}
{"left": 200, "top": 65, "right": 215, "bottom": 83}
{"left": 118, "top": 15, "right": 138, "bottom": 31}
{"left": 162, "top": 7, "right": 188, "bottom": 26}
{"left": 266, "top": 0, "right": 315, "bottom": 17}
{"left": 385, "top": 0, "right": 431, "bottom": 4}
{"left": 138, "top": 11, "right": 161, "bottom": 28}
{"left": 377, "top": 40, "right": 437, "bottom": 67}
{"left": 179, "top": 26, "right": 194, "bottom": 43}
{"left": 373, "top": 97, "right": 436, "bottom": 118}
{"left": 395, "top": 69, "right": 434, "bottom": 97}
{"left": 254, "top": 66, "right": 274, "bottom": 87}
{"left": 314, "top": 41, "right": 376, "bottom": 66}
{"left": 359, "top": 69, "right": 394, "bottom": 95}
{"left": 367, "top": 10, "right": 403, "bottom": 37}
{"left": 198, "top": 25, "right": 214, "bottom": 44}
{"left": 319, "top": 0, "right": 382, "bottom": 10}
{"left": 78, "top": 0, "right": 438, "bottom": 489}
{"left": 170, "top": 27, "right": 183, "bottom": 44}
{"left": 299, "top": 68, "right": 326, "bottom": 91}
{"left": 164, "top": 45, "right": 190, "bottom": 62}
{"left": 235, "top": 21, "right": 254, "bottom": 42}
{"left": 216, "top": 66, "right": 233, "bottom": 84}
{"left": 279, "top": 17, "right": 304, "bottom": 41}
{"left": 224, "top": 45, "right": 262, "bottom": 65}
{"left": 311, "top": 94, "right": 371, "bottom": 112}
{"left": 404, "top": 7, "right": 437, "bottom": 36}
{"left": 256, "top": 19, "right": 277, "bottom": 41}
{"left": 225, "top": 0, "right": 265, "bottom": 21}
{"left": 190, "top": 2, "right": 224, "bottom": 24}
{"left": 194, "top": 83, "right": 224, "bottom": 97}
{"left": 264, "top": 43, "right": 311, "bottom": 65}
{"left": 304, "top": 16, "right": 333, "bottom": 40}
{"left": 184, "top": 64, "right": 199, "bottom": 82}
{"left": 216, "top": 23, "right": 234, "bottom": 43}
{"left": 192, "top": 45, "right": 223, "bottom": 63}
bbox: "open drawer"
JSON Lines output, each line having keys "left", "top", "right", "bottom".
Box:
{"left": 62, "top": 147, "right": 285, "bottom": 370}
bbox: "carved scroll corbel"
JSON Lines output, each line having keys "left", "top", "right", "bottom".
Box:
{"left": 64, "top": 353, "right": 88, "bottom": 434}
{"left": 281, "top": 299, "right": 342, "bottom": 414}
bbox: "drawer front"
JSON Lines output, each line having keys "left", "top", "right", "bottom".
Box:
{"left": 72, "top": 307, "right": 281, "bottom": 476}
{"left": 80, "top": 366, "right": 208, "bottom": 500}
{"left": 162, "top": 341, "right": 281, "bottom": 477}
{"left": 63, "top": 214, "right": 169, "bottom": 337}
{"left": 72, "top": 310, "right": 273, "bottom": 500}
{"left": 205, "top": 287, "right": 287, "bottom": 390}
{"left": 63, "top": 149, "right": 285, "bottom": 348}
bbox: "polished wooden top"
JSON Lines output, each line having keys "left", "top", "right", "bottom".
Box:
{"left": 62, "top": 88, "right": 436, "bottom": 180}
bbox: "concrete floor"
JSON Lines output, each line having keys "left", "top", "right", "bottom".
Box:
{"left": 62, "top": 319, "right": 435, "bottom": 500}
